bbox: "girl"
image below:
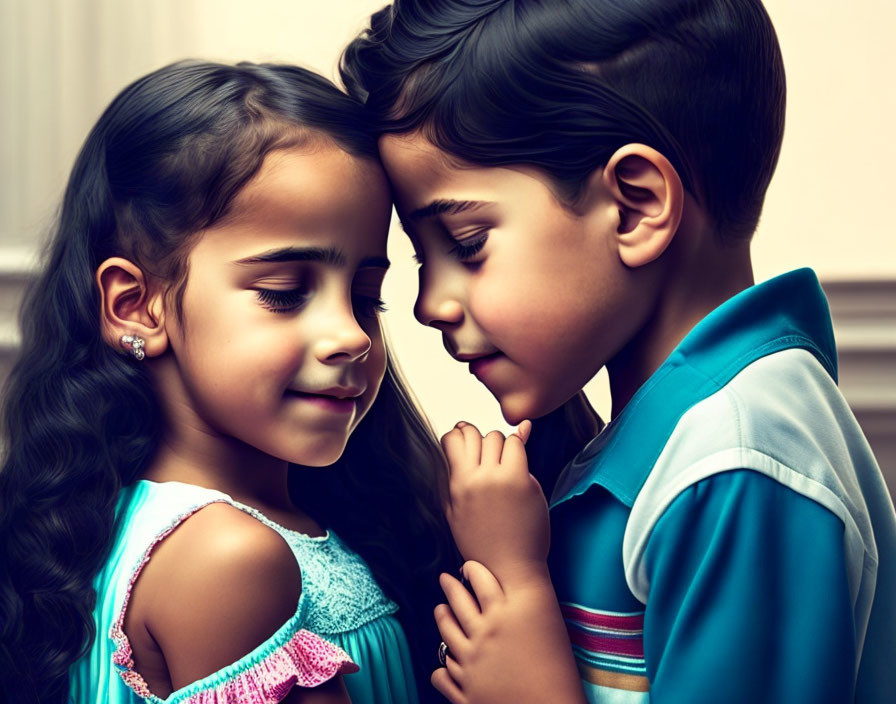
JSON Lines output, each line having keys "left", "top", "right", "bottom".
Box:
{"left": 0, "top": 60, "right": 452, "bottom": 704}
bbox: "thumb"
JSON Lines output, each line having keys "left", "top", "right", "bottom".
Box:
{"left": 513, "top": 419, "right": 532, "bottom": 445}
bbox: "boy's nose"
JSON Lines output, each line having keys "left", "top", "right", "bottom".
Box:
{"left": 414, "top": 268, "right": 464, "bottom": 329}
{"left": 414, "top": 294, "right": 464, "bottom": 330}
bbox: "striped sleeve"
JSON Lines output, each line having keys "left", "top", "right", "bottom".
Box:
{"left": 641, "top": 469, "right": 856, "bottom": 703}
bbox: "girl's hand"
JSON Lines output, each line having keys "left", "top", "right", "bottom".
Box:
{"left": 440, "top": 420, "right": 549, "bottom": 587}
{"left": 431, "top": 561, "right": 586, "bottom": 704}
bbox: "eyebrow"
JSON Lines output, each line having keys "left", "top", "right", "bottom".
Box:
{"left": 409, "top": 199, "right": 494, "bottom": 221}
{"left": 235, "top": 246, "right": 389, "bottom": 270}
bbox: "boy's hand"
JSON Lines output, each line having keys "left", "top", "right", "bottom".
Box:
{"left": 440, "top": 420, "right": 549, "bottom": 587}
{"left": 431, "top": 561, "right": 586, "bottom": 704}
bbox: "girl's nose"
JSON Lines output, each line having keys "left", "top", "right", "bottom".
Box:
{"left": 314, "top": 314, "right": 372, "bottom": 364}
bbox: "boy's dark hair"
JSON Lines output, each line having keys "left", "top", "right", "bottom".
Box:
{"left": 342, "top": 0, "right": 786, "bottom": 242}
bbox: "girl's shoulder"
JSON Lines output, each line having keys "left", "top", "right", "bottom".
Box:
{"left": 128, "top": 501, "right": 303, "bottom": 682}
{"left": 101, "top": 480, "right": 357, "bottom": 703}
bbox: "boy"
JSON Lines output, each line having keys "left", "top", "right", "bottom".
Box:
{"left": 342, "top": 1, "right": 896, "bottom": 701}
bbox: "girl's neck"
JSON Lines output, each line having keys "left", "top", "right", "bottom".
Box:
{"left": 144, "top": 431, "right": 294, "bottom": 513}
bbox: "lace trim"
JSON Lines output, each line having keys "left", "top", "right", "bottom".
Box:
{"left": 109, "top": 500, "right": 358, "bottom": 702}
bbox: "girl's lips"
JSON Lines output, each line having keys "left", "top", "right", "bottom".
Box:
{"left": 286, "top": 390, "right": 358, "bottom": 414}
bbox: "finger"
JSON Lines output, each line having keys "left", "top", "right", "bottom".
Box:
{"left": 512, "top": 419, "right": 533, "bottom": 445}
{"left": 499, "top": 431, "right": 531, "bottom": 474}
{"left": 481, "top": 429, "right": 505, "bottom": 466}
{"left": 461, "top": 560, "right": 505, "bottom": 610}
{"left": 440, "top": 572, "right": 481, "bottom": 634}
{"left": 445, "top": 654, "right": 465, "bottom": 688}
{"left": 456, "top": 422, "right": 483, "bottom": 466}
{"left": 440, "top": 427, "right": 466, "bottom": 476}
{"left": 434, "top": 603, "right": 470, "bottom": 658}
{"left": 432, "top": 667, "right": 466, "bottom": 704}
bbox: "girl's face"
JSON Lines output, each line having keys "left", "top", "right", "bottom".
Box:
{"left": 379, "top": 133, "right": 643, "bottom": 425}
{"left": 163, "top": 142, "right": 391, "bottom": 466}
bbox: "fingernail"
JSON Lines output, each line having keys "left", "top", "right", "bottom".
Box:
{"left": 455, "top": 421, "right": 469, "bottom": 428}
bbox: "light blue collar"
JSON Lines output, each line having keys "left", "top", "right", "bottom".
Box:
{"left": 551, "top": 268, "right": 837, "bottom": 508}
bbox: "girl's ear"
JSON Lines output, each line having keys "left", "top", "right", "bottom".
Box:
{"left": 96, "top": 257, "right": 168, "bottom": 358}
{"left": 599, "top": 144, "right": 684, "bottom": 268}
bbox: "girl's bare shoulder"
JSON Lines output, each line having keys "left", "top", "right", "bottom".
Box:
{"left": 126, "top": 501, "right": 302, "bottom": 691}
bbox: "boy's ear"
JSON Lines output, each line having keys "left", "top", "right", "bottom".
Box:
{"left": 96, "top": 257, "right": 168, "bottom": 358}
{"left": 599, "top": 144, "right": 684, "bottom": 268}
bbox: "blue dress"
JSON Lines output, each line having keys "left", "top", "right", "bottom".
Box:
{"left": 69, "top": 479, "right": 419, "bottom": 704}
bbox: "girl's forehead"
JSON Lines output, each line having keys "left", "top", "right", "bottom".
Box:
{"left": 233, "top": 144, "right": 384, "bottom": 216}
{"left": 193, "top": 144, "right": 391, "bottom": 261}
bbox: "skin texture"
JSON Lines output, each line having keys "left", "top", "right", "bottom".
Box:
{"left": 380, "top": 132, "right": 756, "bottom": 703}
{"left": 97, "top": 141, "right": 393, "bottom": 702}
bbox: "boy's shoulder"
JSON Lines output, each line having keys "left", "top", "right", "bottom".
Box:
{"left": 623, "top": 343, "right": 888, "bottom": 599}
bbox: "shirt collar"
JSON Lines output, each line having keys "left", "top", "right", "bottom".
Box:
{"left": 551, "top": 268, "right": 837, "bottom": 508}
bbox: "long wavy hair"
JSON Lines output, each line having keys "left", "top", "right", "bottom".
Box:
{"left": 0, "top": 60, "right": 452, "bottom": 704}
{"left": 342, "top": 0, "right": 786, "bottom": 243}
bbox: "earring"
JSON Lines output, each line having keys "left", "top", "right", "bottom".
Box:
{"left": 120, "top": 334, "right": 146, "bottom": 361}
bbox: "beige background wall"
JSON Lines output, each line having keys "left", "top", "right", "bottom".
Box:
{"left": 1, "top": 0, "right": 893, "bottom": 486}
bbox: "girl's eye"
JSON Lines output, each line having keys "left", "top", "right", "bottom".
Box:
{"left": 447, "top": 231, "right": 489, "bottom": 261}
{"left": 255, "top": 287, "right": 309, "bottom": 313}
{"left": 353, "top": 294, "right": 388, "bottom": 320}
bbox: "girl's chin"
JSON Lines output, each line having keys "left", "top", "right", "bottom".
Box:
{"left": 284, "top": 437, "right": 350, "bottom": 468}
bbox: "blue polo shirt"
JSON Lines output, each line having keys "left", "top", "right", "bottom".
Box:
{"left": 548, "top": 269, "right": 896, "bottom": 703}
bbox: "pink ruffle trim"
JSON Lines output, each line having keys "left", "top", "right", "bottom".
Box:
{"left": 115, "top": 627, "right": 358, "bottom": 703}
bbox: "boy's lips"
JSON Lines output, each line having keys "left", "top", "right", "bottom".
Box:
{"left": 466, "top": 352, "right": 505, "bottom": 380}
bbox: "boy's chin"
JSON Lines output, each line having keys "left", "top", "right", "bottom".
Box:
{"left": 497, "top": 389, "right": 552, "bottom": 426}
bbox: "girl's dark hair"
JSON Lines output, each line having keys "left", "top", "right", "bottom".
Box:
{"left": 0, "top": 60, "right": 452, "bottom": 704}
{"left": 341, "top": 0, "right": 786, "bottom": 242}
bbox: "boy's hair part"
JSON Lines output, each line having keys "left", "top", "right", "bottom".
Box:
{"left": 342, "top": 0, "right": 786, "bottom": 243}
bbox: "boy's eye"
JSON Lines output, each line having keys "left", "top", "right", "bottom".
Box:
{"left": 255, "top": 287, "right": 309, "bottom": 313}
{"left": 447, "top": 231, "right": 489, "bottom": 261}
{"left": 353, "top": 294, "right": 388, "bottom": 319}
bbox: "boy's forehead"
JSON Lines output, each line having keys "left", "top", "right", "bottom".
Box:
{"left": 378, "top": 132, "right": 463, "bottom": 174}
{"left": 378, "top": 131, "right": 570, "bottom": 214}
{"left": 378, "top": 132, "right": 463, "bottom": 211}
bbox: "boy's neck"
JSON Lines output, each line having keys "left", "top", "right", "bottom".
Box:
{"left": 607, "top": 227, "right": 754, "bottom": 419}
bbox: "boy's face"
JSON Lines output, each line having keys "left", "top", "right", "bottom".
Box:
{"left": 379, "top": 133, "right": 648, "bottom": 424}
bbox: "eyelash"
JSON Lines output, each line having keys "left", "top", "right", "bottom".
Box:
{"left": 256, "top": 288, "right": 308, "bottom": 313}
{"left": 354, "top": 295, "right": 388, "bottom": 319}
{"left": 447, "top": 231, "right": 489, "bottom": 261}
{"left": 256, "top": 288, "right": 387, "bottom": 318}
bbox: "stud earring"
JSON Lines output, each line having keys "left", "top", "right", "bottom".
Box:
{"left": 120, "top": 334, "right": 146, "bottom": 361}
